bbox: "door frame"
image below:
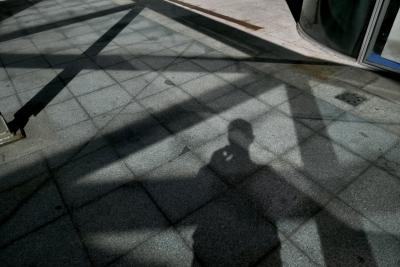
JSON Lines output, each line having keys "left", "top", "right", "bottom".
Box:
{"left": 358, "top": 0, "right": 400, "bottom": 73}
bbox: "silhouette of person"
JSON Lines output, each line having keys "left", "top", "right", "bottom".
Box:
{"left": 203, "top": 119, "right": 261, "bottom": 185}
{"left": 189, "top": 118, "right": 378, "bottom": 267}
{"left": 190, "top": 119, "right": 282, "bottom": 267}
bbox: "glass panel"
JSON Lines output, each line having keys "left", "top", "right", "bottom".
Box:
{"left": 299, "top": 0, "right": 376, "bottom": 57}
{"left": 365, "top": 0, "right": 400, "bottom": 72}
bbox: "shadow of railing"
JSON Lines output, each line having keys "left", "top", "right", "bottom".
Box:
{"left": 7, "top": 6, "right": 145, "bottom": 133}
{"left": 0, "top": 4, "right": 136, "bottom": 42}
{"left": 0, "top": 0, "right": 43, "bottom": 23}
{"left": 0, "top": 0, "right": 393, "bottom": 266}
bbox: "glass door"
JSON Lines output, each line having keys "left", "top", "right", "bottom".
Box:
{"left": 363, "top": 0, "right": 400, "bottom": 73}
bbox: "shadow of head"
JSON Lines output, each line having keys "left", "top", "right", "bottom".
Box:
{"left": 227, "top": 119, "right": 254, "bottom": 149}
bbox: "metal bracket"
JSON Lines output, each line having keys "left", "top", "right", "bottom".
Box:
{"left": 0, "top": 113, "right": 25, "bottom": 146}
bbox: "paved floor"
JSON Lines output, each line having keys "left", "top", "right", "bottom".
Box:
{"left": 1, "top": 0, "right": 400, "bottom": 266}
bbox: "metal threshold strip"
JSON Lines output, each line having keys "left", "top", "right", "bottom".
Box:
{"left": 166, "top": 0, "right": 263, "bottom": 31}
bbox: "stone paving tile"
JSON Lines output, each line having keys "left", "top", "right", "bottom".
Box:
{"left": 89, "top": 0, "right": 115, "bottom": 10}
{"left": 56, "top": 146, "right": 133, "bottom": 208}
{"left": 5, "top": 56, "right": 50, "bottom": 78}
{"left": 0, "top": 94, "right": 20, "bottom": 114}
{"left": 140, "top": 25, "right": 175, "bottom": 40}
{"left": 242, "top": 76, "right": 303, "bottom": 107}
{"left": 30, "top": 30, "right": 66, "bottom": 46}
{"left": 69, "top": 32, "right": 111, "bottom": 51}
{"left": 252, "top": 110, "right": 314, "bottom": 155}
{"left": 127, "top": 16, "right": 159, "bottom": 31}
{"left": 18, "top": 81, "right": 74, "bottom": 106}
{"left": 0, "top": 151, "right": 48, "bottom": 192}
{"left": 67, "top": 70, "right": 115, "bottom": 96}
{"left": 92, "top": 101, "right": 156, "bottom": 145}
{"left": 353, "top": 96, "right": 400, "bottom": 135}
{"left": 113, "top": 32, "right": 149, "bottom": 47}
{"left": 59, "top": 24, "right": 96, "bottom": 38}
{"left": 256, "top": 237, "right": 319, "bottom": 267}
{"left": 156, "top": 32, "right": 191, "bottom": 49}
{"left": 4, "top": 114, "right": 54, "bottom": 165}
{"left": 115, "top": 126, "right": 186, "bottom": 177}
{"left": 116, "top": 22, "right": 136, "bottom": 37}
{"left": 43, "top": 119, "right": 106, "bottom": 169}
{"left": 177, "top": 190, "right": 279, "bottom": 267}
{"left": 36, "top": 38, "right": 76, "bottom": 54}
{"left": 331, "top": 67, "right": 378, "bottom": 88}
{"left": 271, "top": 66, "right": 324, "bottom": 91}
{"left": 0, "top": 176, "right": 65, "bottom": 247}
{"left": 215, "top": 63, "right": 265, "bottom": 89}
{"left": 73, "top": 186, "right": 169, "bottom": 267}
{"left": 283, "top": 135, "right": 369, "bottom": 193}
{"left": 310, "top": 81, "right": 368, "bottom": 113}
{"left": 241, "top": 159, "right": 333, "bottom": 235}
{"left": 0, "top": 79, "right": 15, "bottom": 98}
{"left": 116, "top": 72, "right": 146, "bottom": 99}
{"left": 197, "top": 38, "right": 242, "bottom": 58}
{"left": 88, "top": 17, "right": 119, "bottom": 33}
{"left": 375, "top": 142, "right": 400, "bottom": 178}
{"left": 278, "top": 93, "right": 345, "bottom": 131}
{"left": 339, "top": 166, "right": 400, "bottom": 237}
{"left": 109, "top": 228, "right": 199, "bottom": 267}
{"left": 138, "top": 86, "right": 192, "bottom": 119}
{"left": 170, "top": 40, "right": 212, "bottom": 56}
{"left": 55, "top": 56, "right": 100, "bottom": 79}
{"left": 44, "top": 47, "right": 84, "bottom": 66}
{"left": 192, "top": 133, "right": 275, "bottom": 185}
{"left": 106, "top": 58, "right": 149, "bottom": 82}
{"left": 290, "top": 199, "right": 400, "bottom": 266}
{"left": 91, "top": 46, "right": 134, "bottom": 68}
{"left": 0, "top": 38, "right": 35, "bottom": 53}
{"left": 45, "top": 98, "right": 89, "bottom": 130}
{"left": 0, "top": 216, "right": 91, "bottom": 267}
{"left": 67, "top": 33, "right": 119, "bottom": 51}
{"left": 192, "top": 50, "right": 235, "bottom": 72}
{"left": 244, "top": 58, "right": 291, "bottom": 75}
{"left": 0, "top": 23, "right": 20, "bottom": 36}
{"left": 124, "top": 40, "right": 168, "bottom": 57}
{"left": 11, "top": 69, "right": 58, "bottom": 92}
{"left": 16, "top": 13, "right": 45, "bottom": 24}
{"left": 167, "top": 113, "right": 229, "bottom": 149}
{"left": 140, "top": 48, "right": 182, "bottom": 70}
{"left": 142, "top": 152, "right": 227, "bottom": 223}
{"left": 122, "top": 73, "right": 173, "bottom": 99}
{"left": 0, "top": 67, "right": 8, "bottom": 81}
{"left": 78, "top": 84, "right": 131, "bottom": 117}
{"left": 362, "top": 76, "right": 400, "bottom": 102}
{"left": 323, "top": 113, "right": 399, "bottom": 161}
{"left": 180, "top": 73, "right": 236, "bottom": 104}
{"left": 0, "top": 45, "right": 41, "bottom": 66}
{"left": 291, "top": 64, "right": 343, "bottom": 81}
{"left": 206, "top": 89, "right": 272, "bottom": 122}
{"left": 162, "top": 60, "right": 207, "bottom": 86}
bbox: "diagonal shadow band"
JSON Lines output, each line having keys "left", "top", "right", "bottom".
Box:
{"left": 0, "top": 0, "right": 43, "bottom": 23}
{"left": 7, "top": 5, "right": 145, "bottom": 133}
{"left": 5, "top": 0, "right": 342, "bottom": 134}
{"left": 0, "top": 53, "right": 341, "bottom": 69}
{"left": 0, "top": 3, "right": 137, "bottom": 42}
{"left": 0, "top": 0, "right": 371, "bottom": 198}
{"left": 0, "top": 2, "right": 380, "bottom": 265}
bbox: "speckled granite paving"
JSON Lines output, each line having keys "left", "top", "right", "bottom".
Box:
{"left": 1, "top": 0, "right": 400, "bottom": 266}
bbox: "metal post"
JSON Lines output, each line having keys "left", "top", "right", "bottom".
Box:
{"left": 0, "top": 112, "right": 24, "bottom": 146}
